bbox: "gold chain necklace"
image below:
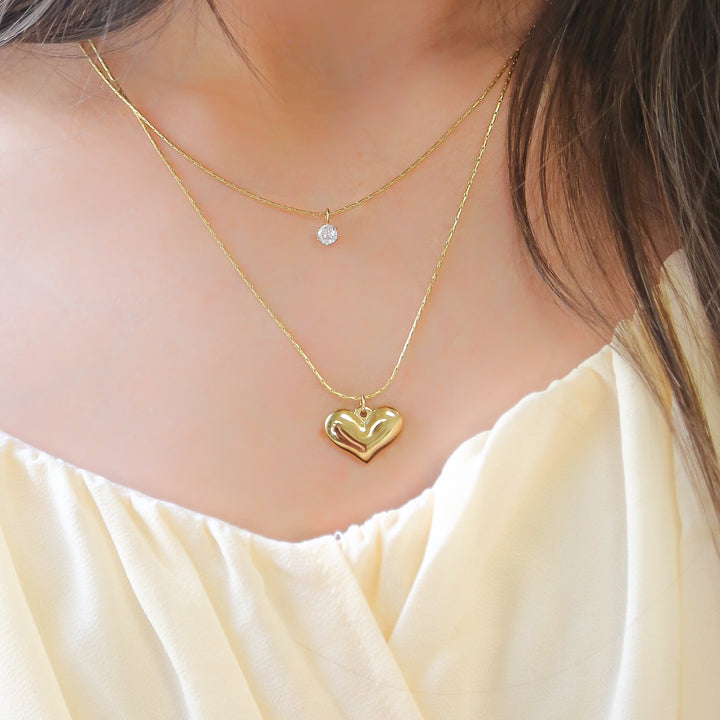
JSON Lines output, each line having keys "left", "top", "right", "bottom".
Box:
{"left": 83, "top": 38, "right": 516, "bottom": 246}
{"left": 81, "top": 42, "right": 516, "bottom": 461}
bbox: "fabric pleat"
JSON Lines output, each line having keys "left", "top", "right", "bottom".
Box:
{"left": 1, "top": 250, "right": 719, "bottom": 719}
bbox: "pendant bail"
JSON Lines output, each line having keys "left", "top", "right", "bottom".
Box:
{"left": 356, "top": 395, "right": 370, "bottom": 420}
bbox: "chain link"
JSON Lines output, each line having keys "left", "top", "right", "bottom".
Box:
{"left": 84, "top": 39, "right": 516, "bottom": 219}
{"left": 80, "top": 42, "right": 517, "bottom": 402}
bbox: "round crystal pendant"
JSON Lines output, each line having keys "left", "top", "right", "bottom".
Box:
{"left": 317, "top": 223, "right": 338, "bottom": 246}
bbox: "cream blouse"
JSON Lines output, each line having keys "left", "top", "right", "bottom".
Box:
{"left": 1, "top": 250, "right": 719, "bottom": 720}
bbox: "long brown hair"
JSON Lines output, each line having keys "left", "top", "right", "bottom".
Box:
{"left": 508, "top": 0, "right": 720, "bottom": 541}
{"left": 2, "top": 0, "right": 719, "bottom": 539}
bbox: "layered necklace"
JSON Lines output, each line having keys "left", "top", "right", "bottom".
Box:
{"left": 81, "top": 40, "right": 518, "bottom": 462}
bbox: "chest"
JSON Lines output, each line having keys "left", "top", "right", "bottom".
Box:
{"left": 0, "top": 120, "right": 607, "bottom": 540}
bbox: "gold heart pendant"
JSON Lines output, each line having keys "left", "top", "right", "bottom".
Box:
{"left": 325, "top": 405, "right": 403, "bottom": 462}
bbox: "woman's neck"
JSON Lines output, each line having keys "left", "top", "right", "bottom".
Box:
{"left": 101, "top": 0, "right": 537, "bottom": 110}
{"left": 0, "top": 0, "right": 537, "bottom": 214}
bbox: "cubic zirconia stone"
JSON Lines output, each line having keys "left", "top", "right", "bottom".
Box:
{"left": 317, "top": 223, "right": 338, "bottom": 245}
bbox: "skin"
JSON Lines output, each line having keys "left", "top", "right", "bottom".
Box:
{"left": 0, "top": 0, "right": 611, "bottom": 541}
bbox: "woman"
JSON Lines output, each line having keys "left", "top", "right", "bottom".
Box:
{"left": 0, "top": 0, "right": 718, "bottom": 717}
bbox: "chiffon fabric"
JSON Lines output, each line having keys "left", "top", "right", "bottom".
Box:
{"left": 1, "top": 250, "right": 719, "bottom": 719}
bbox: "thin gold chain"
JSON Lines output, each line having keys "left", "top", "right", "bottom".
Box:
{"left": 87, "top": 49, "right": 515, "bottom": 402}
{"left": 82, "top": 39, "right": 517, "bottom": 220}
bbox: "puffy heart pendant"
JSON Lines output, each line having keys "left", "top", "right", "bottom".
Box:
{"left": 325, "top": 405, "right": 403, "bottom": 462}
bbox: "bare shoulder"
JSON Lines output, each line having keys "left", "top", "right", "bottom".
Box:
{"left": 0, "top": 43, "right": 90, "bottom": 99}
{"left": 0, "top": 44, "right": 122, "bottom": 428}
{"left": 0, "top": 44, "right": 110, "bottom": 168}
